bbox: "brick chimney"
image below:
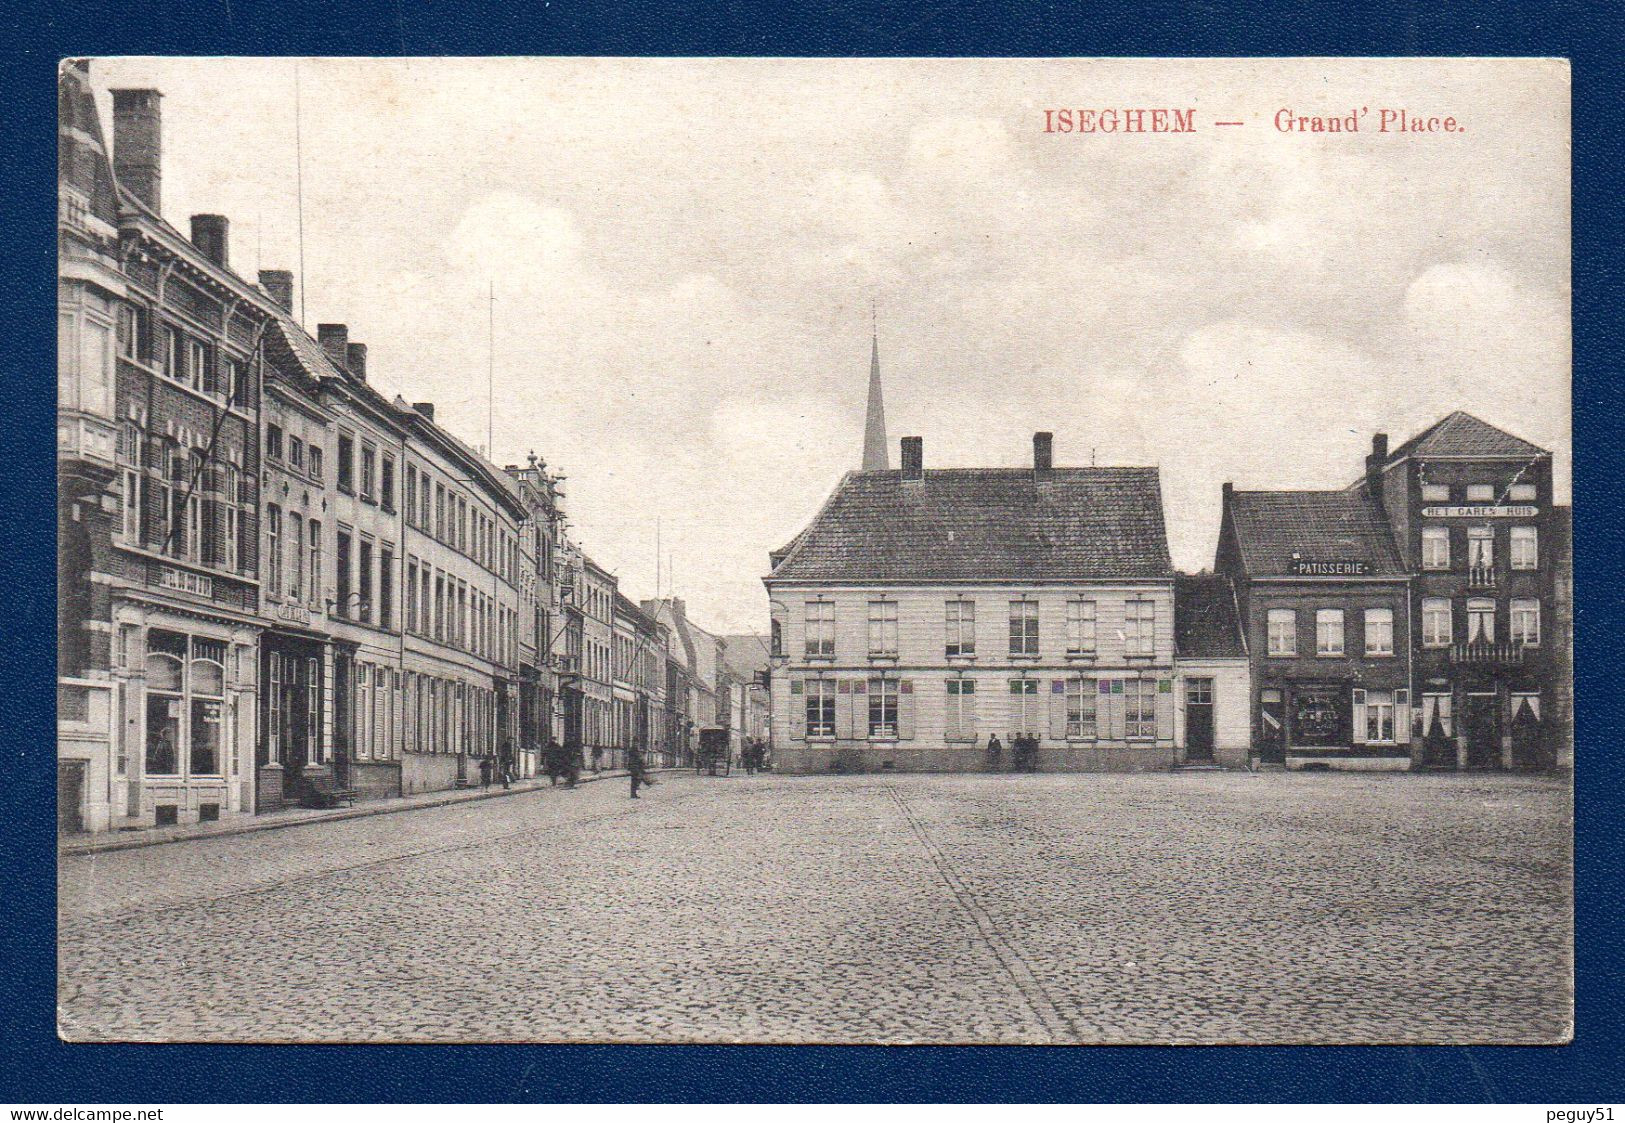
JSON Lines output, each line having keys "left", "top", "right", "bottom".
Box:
{"left": 189, "top": 214, "right": 229, "bottom": 267}
{"left": 1366, "top": 432, "right": 1389, "bottom": 498}
{"left": 258, "top": 270, "right": 293, "bottom": 313}
{"left": 1033, "top": 431, "right": 1054, "bottom": 474}
{"left": 111, "top": 88, "right": 163, "bottom": 212}
{"left": 346, "top": 342, "right": 368, "bottom": 380}
{"left": 317, "top": 324, "right": 348, "bottom": 370}
{"left": 900, "top": 436, "right": 923, "bottom": 481}
{"left": 413, "top": 402, "right": 435, "bottom": 422}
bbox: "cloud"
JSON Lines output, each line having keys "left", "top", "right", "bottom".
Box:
{"left": 446, "top": 192, "right": 584, "bottom": 291}
{"left": 86, "top": 58, "right": 1570, "bottom": 631}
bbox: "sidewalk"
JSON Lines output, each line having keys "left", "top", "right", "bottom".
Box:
{"left": 61, "top": 767, "right": 670, "bottom": 857}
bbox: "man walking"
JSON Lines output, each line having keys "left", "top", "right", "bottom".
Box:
{"left": 544, "top": 738, "right": 564, "bottom": 786}
{"left": 986, "top": 733, "right": 1003, "bottom": 773}
{"left": 628, "top": 745, "right": 647, "bottom": 800}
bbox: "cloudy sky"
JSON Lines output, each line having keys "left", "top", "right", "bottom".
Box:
{"left": 87, "top": 57, "right": 1570, "bottom": 633}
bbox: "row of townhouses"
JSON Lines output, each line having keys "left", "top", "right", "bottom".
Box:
{"left": 56, "top": 63, "right": 750, "bottom": 833}
{"left": 765, "top": 392, "right": 1570, "bottom": 775}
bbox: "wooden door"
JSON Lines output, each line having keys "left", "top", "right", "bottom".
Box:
{"left": 1185, "top": 679, "right": 1215, "bottom": 761}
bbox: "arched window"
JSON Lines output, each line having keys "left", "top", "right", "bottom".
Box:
{"left": 189, "top": 638, "right": 226, "bottom": 776}
{"left": 144, "top": 630, "right": 186, "bottom": 774}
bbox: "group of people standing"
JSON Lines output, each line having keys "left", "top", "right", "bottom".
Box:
{"left": 476, "top": 744, "right": 518, "bottom": 790}
{"left": 984, "top": 733, "right": 1041, "bottom": 773}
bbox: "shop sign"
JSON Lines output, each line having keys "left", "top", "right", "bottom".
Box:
{"left": 1289, "top": 559, "right": 1370, "bottom": 576}
{"left": 158, "top": 566, "right": 213, "bottom": 597}
{"left": 1421, "top": 505, "right": 1538, "bottom": 518}
{"left": 276, "top": 602, "right": 311, "bottom": 625}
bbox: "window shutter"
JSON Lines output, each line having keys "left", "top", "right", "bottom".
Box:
{"left": 1351, "top": 688, "right": 1367, "bottom": 745}
{"left": 1395, "top": 689, "right": 1411, "bottom": 744}
{"left": 898, "top": 681, "right": 914, "bottom": 740}
{"left": 789, "top": 681, "right": 805, "bottom": 741}
{"left": 835, "top": 682, "right": 854, "bottom": 741}
{"left": 1048, "top": 681, "right": 1067, "bottom": 740}
{"left": 1108, "top": 682, "right": 1126, "bottom": 741}
{"left": 963, "top": 684, "right": 977, "bottom": 739}
{"left": 1155, "top": 679, "right": 1174, "bottom": 741}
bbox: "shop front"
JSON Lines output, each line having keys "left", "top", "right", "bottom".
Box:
{"left": 1258, "top": 676, "right": 1413, "bottom": 770}
{"left": 112, "top": 605, "right": 259, "bottom": 829}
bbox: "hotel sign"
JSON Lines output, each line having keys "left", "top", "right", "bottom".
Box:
{"left": 1290, "top": 559, "right": 1369, "bottom": 576}
{"left": 1422, "top": 505, "right": 1538, "bottom": 518}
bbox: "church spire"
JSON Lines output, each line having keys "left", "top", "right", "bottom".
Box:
{"left": 862, "top": 307, "right": 889, "bottom": 471}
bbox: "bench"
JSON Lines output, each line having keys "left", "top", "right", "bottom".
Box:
{"left": 302, "top": 773, "right": 359, "bottom": 809}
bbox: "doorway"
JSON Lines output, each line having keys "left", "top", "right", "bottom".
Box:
{"left": 1185, "top": 678, "right": 1215, "bottom": 762}
{"left": 1258, "top": 689, "right": 1285, "bottom": 764}
{"left": 1464, "top": 693, "right": 1501, "bottom": 769}
{"left": 58, "top": 760, "right": 86, "bottom": 833}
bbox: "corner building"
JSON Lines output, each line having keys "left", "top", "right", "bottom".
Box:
{"left": 1366, "top": 413, "right": 1558, "bottom": 769}
{"left": 58, "top": 67, "right": 279, "bottom": 831}
{"left": 765, "top": 434, "right": 1179, "bottom": 773}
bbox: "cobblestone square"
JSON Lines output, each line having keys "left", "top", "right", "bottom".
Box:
{"left": 58, "top": 771, "right": 1572, "bottom": 1044}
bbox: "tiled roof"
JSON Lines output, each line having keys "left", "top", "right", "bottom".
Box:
{"left": 265, "top": 315, "right": 342, "bottom": 391}
{"left": 769, "top": 467, "right": 1173, "bottom": 582}
{"left": 1387, "top": 411, "right": 1548, "bottom": 461}
{"left": 1175, "top": 575, "right": 1246, "bottom": 659}
{"left": 1227, "top": 490, "right": 1405, "bottom": 578}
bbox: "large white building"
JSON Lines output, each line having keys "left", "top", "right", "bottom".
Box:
{"left": 765, "top": 433, "right": 1186, "bottom": 772}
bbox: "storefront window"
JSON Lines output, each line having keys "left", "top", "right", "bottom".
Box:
{"left": 1363, "top": 689, "right": 1395, "bottom": 743}
{"left": 190, "top": 639, "right": 225, "bottom": 775}
{"left": 144, "top": 632, "right": 186, "bottom": 774}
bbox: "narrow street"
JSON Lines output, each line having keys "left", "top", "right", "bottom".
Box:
{"left": 58, "top": 772, "right": 1572, "bottom": 1045}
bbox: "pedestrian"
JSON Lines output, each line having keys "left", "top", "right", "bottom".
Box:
{"left": 499, "top": 741, "right": 514, "bottom": 789}
{"left": 628, "top": 745, "right": 647, "bottom": 799}
{"left": 478, "top": 755, "right": 493, "bottom": 790}
{"left": 544, "top": 738, "right": 563, "bottom": 786}
{"left": 986, "top": 733, "right": 1003, "bottom": 773}
{"left": 591, "top": 744, "right": 604, "bottom": 774}
{"left": 567, "top": 742, "right": 583, "bottom": 788}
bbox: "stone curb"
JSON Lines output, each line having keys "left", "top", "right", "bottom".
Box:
{"left": 60, "top": 767, "right": 679, "bottom": 858}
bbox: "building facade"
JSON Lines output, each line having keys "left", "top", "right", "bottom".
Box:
{"left": 59, "top": 67, "right": 280, "bottom": 832}
{"left": 1216, "top": 486, "right": 1414, "bottom": 770}
{"left": 1170, "top": 575, "right": 1251, "bottom": 770}
{"left": 399, "top": 403, "right": 526, "bottom": 793}
{"left": 1366, "top": 416, "right": 1560, "bottom": 770}
{"left": 255, "top": 301, "right": 341, "bottom": 811}
{"left": 579, "top": 557, "right": 617, "bottom": 769}
{"left": 507, "top": 455, "right": 565, "bottom": 777}
{"left": 766, "top": 434, "right": 1180, "bottom": 773}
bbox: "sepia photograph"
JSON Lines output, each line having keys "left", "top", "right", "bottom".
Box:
{"left": 56, "top": 56, "right": 1572, "bottom": 1045}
